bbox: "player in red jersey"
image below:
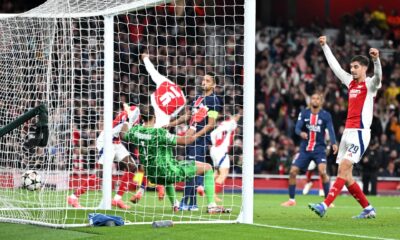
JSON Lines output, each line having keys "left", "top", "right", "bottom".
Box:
{"left": 129, "top": 53, "right": 188, "bottom": 203}
{"left": 210, "top": 109, "right": 241, "bottom": 202}
{"left": 309, "top": 36, "right": 382, "bottom": 219}
{"left": 67, "top": 103, "right": 139, "bottom": 209}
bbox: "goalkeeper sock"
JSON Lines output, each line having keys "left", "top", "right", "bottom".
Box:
{"left": 204, "top": 169, "right": 215, "bottom": 204}
{"left": 165, "top": 184, "right": 176, "bottom": 205}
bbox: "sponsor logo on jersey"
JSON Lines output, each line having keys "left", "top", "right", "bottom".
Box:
{"left": 349, "top": 89, "right": 362, "bottom": 98}
{"left": 306, "top": 124, "right": 321, "bottom": 132}
{"left": 134, "top": 132, "right": 152, "bottom": 140}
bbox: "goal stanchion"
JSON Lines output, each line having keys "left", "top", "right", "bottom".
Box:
{"left": 0, "top": 0, "right": 252, "bottom": 227}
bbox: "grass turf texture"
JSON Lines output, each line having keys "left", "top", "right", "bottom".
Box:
{"left": 0, "top": 194, "right": 399, "bottom": 240}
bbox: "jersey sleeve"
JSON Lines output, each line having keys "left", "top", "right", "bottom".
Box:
{"left": 369, "top": 58, "right": 382, "bottom": 91}
{"left": 295, "top": 110, "right": 305, "bottom": 136}
{"left": 143, "top": 56, "right": 171, "bottom": 86}
{"left": 122, "top": 127, "right": 135, "bottom": 143}
{"left": 321, "top": 44, "right": 353, "bottom": 88}
{"left": 128, "top": 107, "right": 140, "bottom": 126}
{"left": 207, "top": 96, "right": 222, "bottom": 119}
{"left": 325, "top": 112, "right": 337, "bottom": 145}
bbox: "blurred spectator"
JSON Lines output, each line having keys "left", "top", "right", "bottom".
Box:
{"left": 361, "top": 140, "right": 381, "bottom": 195}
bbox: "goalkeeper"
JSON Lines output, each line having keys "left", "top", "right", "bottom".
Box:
{"left": 120, "top": 105, "right": 229, "bottom": 213}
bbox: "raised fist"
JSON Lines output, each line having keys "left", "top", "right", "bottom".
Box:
{"left": 319, "top": 36, "right": 327, "bottom": 46}
{"left": 369, "top": 48, "right": 379, "bottom": 60}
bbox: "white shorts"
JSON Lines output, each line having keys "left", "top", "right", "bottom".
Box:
{"left": 210, "top": 148, "right": 230, "bottom": 169}
{"left": 337, "top": 129, "right": 370, "bottom": 164}
{"left": 98, "top": 143, "right": 130, "bottom": 164}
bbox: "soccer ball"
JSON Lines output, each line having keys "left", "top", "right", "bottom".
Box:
{"left": 21, "top": 170, "right": 42, "bottom": 191}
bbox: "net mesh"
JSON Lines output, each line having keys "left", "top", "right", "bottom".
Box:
{"left": 0, "top": 0, "right": 244, "bottom": 227}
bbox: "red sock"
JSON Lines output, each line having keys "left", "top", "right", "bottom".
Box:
{"left": 215, "top": 183, "right": 223, "bottom": 193}
{"left": 323, "top": 177, "right": 345, "bottom": 207}
{"left": 75, "top": 173, "right": 97, "bottom": 197}
{"left": 305, "top": 170, "right": 313, "bottom": 182}
{"left": 347, "top": 182, "right": 370, "bottom": 208}
{"left": 117, "top": 171, "right": 133, "bottom": 197}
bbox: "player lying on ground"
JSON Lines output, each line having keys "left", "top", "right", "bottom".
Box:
{"left": 67, "top": 104, "right": 140, "bottom": 209}
{"left": 309, "top": 36, "right": 381, "bottom": 219}
{"left": 120, "top": 105, "right": 230, "bottom": 213}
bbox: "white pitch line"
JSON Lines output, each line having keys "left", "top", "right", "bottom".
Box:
{"left": 252, "top": 223, "right": 399, "bottom": 240}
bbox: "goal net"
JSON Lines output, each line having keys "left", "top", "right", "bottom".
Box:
{"left": 0, "top": 0, "right": 251, "bottom": 227}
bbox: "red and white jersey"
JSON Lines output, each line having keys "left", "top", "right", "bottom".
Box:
{"left": 210, "top": 119, "right": 237, "bottom": 154}
{"left": 322, "top": 44, "right": 382, "bottom": 129}
{"left": 96, "top": 105, "right": 140, "bottom": 150}
{"left": 152, "top": 81, "right": 186, "bottom": 116}
{"left": 111, "top": 105, "right": 140, "bottom": 143}
{"left": 144, "top": 56, "right": 186, "bottom": 127}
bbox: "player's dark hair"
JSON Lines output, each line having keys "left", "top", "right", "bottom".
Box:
{"left": 206, "top": 72, "right": 218, "bottom": 85}
{"left": 351, "top": 55, "right": 369, "bottom": 67}
{"left": 141, "top": 105, "right": 154, "bottom": 123}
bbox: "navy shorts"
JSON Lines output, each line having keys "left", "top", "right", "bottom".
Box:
{"left": 292, "top": 150, "right": 327, "bottom": 171}
{"left": 186, "top": 144, "right": 207, "bottom": 162}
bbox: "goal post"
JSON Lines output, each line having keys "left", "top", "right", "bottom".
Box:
{"left": 0, "top": 0, "right": 254, "bottom": 227}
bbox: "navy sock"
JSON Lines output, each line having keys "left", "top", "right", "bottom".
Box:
{"left": 289, "top": 184, "right": 296, "bottom": 199}
{"left": 323, "top": 182, "right": 330, "bottom": 198}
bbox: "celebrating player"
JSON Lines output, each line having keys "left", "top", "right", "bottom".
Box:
{"left": 281, "top": 92, "right": 338, "bottom": 207}
{"left": 168, "top": 72, "right": 222, "bottom": 211}
{"left": 210, "top": 108, "right": 241, "bottom": 202}
{"left": 67, "top": 103, "right": 139, "bottom": 209}
{"left": 142, "top": 53, "right": 186, "bottom": 128}
{"left": 309, "top": 36, "right": 382, "bottom": 219}
{"left": 120, "top": 105, "right": 229, "bottom": 213}
{"left": 129, "top": 53, "right": 187, "bottom": 203}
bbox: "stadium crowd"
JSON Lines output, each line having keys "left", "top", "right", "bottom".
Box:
{"left": 255, "top": 6, "right": 400, "bottom": 179}
{"left": 1, "top": 1, "right": 400, "bottom": 185}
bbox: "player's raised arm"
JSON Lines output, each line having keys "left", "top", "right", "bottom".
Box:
{"left": 319, "top": 36, "right": 352, "bottom": 87}
{"left": 167, "top": 105, "right": 191, "bottom": 127}
{"left": 369, "top": 48, "right": 382, "bottom": 90}
{"left": 141, "top": 53, "right": 170, "bottom": 86}
{"left": 175, "top": 127, "right": 205, "bottom": 145}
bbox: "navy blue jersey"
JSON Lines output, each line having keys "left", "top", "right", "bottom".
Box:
{"left": 190, "top": 93, "right": 222, "bottom": 146}
{"left": 295, "top": 108, "right": 336, "bottom": 152}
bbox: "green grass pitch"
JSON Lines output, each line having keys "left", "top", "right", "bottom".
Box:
{"left": 0, "top": 193, "right": 399, "bottom": 240}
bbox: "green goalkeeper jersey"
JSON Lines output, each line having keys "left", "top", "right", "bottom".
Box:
{"left": 123, "top": 125, "right": 196, "bottom": 184}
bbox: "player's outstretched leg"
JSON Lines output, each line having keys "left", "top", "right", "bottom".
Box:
{"left": 308, "top": 203, "right": 327, "bottom": 217}
{"left": 67, "top": 173, "right": 98, "bottom": 208}
{"left": 353, "top": 207, "right": 376, "bottom": 219}
{"left": 112, "top": 171, "right": 132, "bottom": 210}
{"left": 157, "top": 185, "right": 165, "bottom": 200}
{"left": 165, "top": 184, "right": 180, "bottom": 212}
{"left": 347, "top": 181, "right": 376, "bottom": 219}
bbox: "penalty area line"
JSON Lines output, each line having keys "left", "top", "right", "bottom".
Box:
{"left": 252, "top": 223, "right": 398, "bottom": 240}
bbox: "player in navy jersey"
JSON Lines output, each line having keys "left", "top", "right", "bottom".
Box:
{"left": 309, "top": 36, "right": 381, "bottom": 219}
{"left": 168, "top": 73, "right": 222, "bottom": 211}
{"left": 281, "top": 92, "right": 338, "bottom": 207}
